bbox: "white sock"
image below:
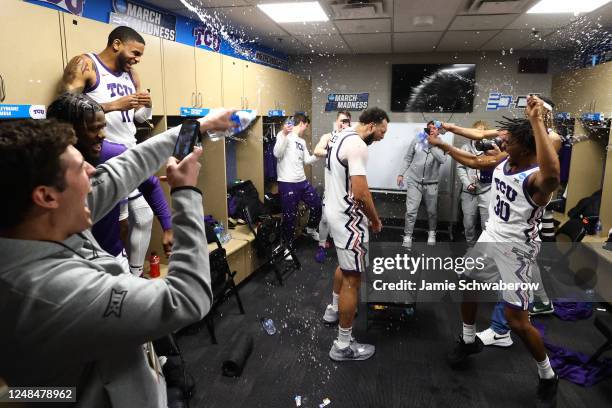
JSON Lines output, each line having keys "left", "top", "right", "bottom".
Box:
{"left": 462, "top": 323, "right": 476, "bottom": 344}
{"left": 537, "top": 356, "right": 555, "bottom": 379}
{"left": 337, "top": 326, "right": 352, "bottom": 349}
{"left": 331, "top": 292, "right": 339, "bottom": 310}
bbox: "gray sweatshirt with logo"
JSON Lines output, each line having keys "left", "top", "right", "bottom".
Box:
{"left": 398, "top": 137, "right": 447, "bottom": 184}
{"left": 0, "top": 126, "right": 211, "bottom": 407}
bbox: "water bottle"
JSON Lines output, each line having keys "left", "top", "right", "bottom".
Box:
{"left": 416, "top": 130, "right": 428, "bottom": 151}
{"left": 214, "top": 223, "right": 223, "bottom": 243}
{"left": 207, "top": 110, "right": 258, "bottom": 141}
{"left": 149, "top": 252, "right": 160, "bottom": 278}
{"left": 433, "top": 120, "right": 447, "bottom": 135}
{"left": 595, "top": 219, "right": 603, "bottom": 235}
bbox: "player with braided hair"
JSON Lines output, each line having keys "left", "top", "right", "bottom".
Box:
{"left": 47, "top": 93, "right": 173, "bottom": 273}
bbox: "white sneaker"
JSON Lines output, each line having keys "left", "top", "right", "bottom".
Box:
{"left": 305, "top": 227, "right": 320, "bottom": 241}
{"left": 476, "top": 327, "right": 513, "bottom": 347}
{"left": 427, "top": 231, "right": 436, "bottom": 246}
{"left": 402, "top": 235, "right": 413, "bottom": 249}
{"left": 322, "top": 304, "right": 338, "bottom": 324}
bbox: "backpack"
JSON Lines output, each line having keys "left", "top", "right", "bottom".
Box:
{"left": 227, "top": 180, "right": 268, "bottom": 221}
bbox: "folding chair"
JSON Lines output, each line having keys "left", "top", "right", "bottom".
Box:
{"left": 204, "top": 240, "right": 245, "bottom": 344}
{"left": 243, "top": 207, "right": 300, "bottom": 285}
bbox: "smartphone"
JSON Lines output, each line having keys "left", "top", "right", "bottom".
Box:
{"left": 173, "top": 119, "right": 201, "bottom": 161}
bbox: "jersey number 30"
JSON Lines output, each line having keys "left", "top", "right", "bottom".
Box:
{"left": 494, "top": 195, "right": 510, "bottom": 222}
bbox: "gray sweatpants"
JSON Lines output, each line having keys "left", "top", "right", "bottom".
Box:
{"left": 404, "top": 179, "right": 439, "bottom": 236}
{"left": 460, "top": 191, "right": 490, "bottom": 243}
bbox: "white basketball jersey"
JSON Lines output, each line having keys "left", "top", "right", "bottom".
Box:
{"left": 324, "top": 129, "right": 369, "bottom": 249}
{"left": 485, "top": 158, "right": 546, "bottom": 243}
{"left": 85, "top": 53, "right": 137, "bottom": 148}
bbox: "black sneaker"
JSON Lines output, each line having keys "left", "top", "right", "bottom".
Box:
{"left": 536, "top": 374, "right": 558, "bottom": 408}
{"left": 447, "top": 335, "right": 484, "bottom": 368}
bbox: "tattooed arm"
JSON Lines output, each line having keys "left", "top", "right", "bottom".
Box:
{"left": 60, "top": 55, "right": 96, "bottom": 94}
{"left": 60, "top": 54, "right": 139, "bottom": 113}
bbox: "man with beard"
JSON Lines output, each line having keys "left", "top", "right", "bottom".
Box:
{"left": 47, "top": 93, "right": 172, "bottom": 272}
{"left": 61, "top": 26, "right": 164, "bottom": 277}
{"left": 324, "top": 107, "right": 388, "bottom": 361}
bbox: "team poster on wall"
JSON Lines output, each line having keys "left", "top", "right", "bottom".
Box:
{"left": 37, "top": 0, "right": 85, "bottom": 15}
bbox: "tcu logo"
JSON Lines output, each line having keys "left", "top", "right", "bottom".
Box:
{"left": 194, "top": 26, "right": 221, "bottom": 52}
{"left": 107, "top": 83, "right": 134, "bottom": 98}
{"left": 494, "top": 177, "right": 518, "bottom": 202}
{"left": 493, "top": 177, "right": 518, "bottom": 222}
{"left": 295, "top": 142, "right": 304, "bottom": 151}
{"left": 44, "top": 0, "right": 84, "bottom": 15}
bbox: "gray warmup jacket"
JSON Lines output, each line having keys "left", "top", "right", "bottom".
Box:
{"left": 0, "top": 126, "right": 212, "bottom": 407}
{"left": 456, "top": 142, "right": 492, "bottom": 195}
{"left": 398, "top": 137, "right": 447, "bottom": 184}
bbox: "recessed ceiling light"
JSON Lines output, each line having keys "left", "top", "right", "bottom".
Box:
{"left": 527, "top": 0, "right": 611, "bottom": 14}
{"left": 258, "top": 2, "right": 329, "bottom": 23}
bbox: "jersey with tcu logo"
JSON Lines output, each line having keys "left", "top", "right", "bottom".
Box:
{"left": 484, "top": 158, "right": 546, "bottom": 244}
{"left": 84, "top": 53, "right": 137, "bottom": 148}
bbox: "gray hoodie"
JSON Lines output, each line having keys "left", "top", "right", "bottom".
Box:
{"left": 398, "top": 136, "right": 447, "bottom": 184}
{"left": 456, "top": 142, "right": 492, "bottom": 195}
{"left": 0, "top": 126, "right": 212, "bottom": 407}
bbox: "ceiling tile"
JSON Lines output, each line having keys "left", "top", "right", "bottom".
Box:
{"left": 449, "top": 14, "right": 520, "bottom": 31}
{"left": 436, "top": 30, "right": 499, "bottom": 51}
{"left": 480, "top": 29, "right": 554, "bottom": 50}
{"left": 280, "top": 21, "right": 338, "bottom": 36}
{"left": 214, "top": 6, "right": 287, "bottom": 37}
{"left": 334, "top": 18, "right": 392, "bottom": 34}
{"left": 343, "top": 33, "right": 392, "bottom": 53}
{"left": 258, "top": 36, "right": 303, "bottom": 55}
{"left": 296, "top": 34, "right": 350, "bottom": 54}
{"left": 394, "top": 0, "right": 465, "bottom": 32}
{"left": 506, "top": 13, "right": 578, "bottom": 30}
{"left": 393, "top": 31, "right": 444, "bottom": 52}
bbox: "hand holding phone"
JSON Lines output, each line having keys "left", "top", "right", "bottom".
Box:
{"left": 173, "top": 119, "right": 201, "bottom": 161}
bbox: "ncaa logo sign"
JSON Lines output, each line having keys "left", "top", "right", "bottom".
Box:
{"left": 29, "top": 105, "right": 46, "bottom": 119}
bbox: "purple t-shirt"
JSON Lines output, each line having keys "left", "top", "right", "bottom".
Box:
{"left": 91, "top": 140, "right": 172, "bottom": 256}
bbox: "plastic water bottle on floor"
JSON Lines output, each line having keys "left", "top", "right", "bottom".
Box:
{"left": 207, "top": 110, "right": 258, "bottom": 141}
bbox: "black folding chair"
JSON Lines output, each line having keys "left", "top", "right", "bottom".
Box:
{"left": 204, "top": 241, "right": 245, "bottom": 344}
{"left": 243, "top": 207, "right": 300, "bottom": 285}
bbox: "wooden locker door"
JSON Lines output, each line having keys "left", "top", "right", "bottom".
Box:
{"left": 275, "top": 70, "right": 297, "bottom": 114}
{"left": 134, "top": 34, "right": 164, "bottom": 116}
{"left": 195, "top": 48, "right": 222, "bottom": 109}
{"left": 63, "top": 14, "right": 112, "bottom": 65}
{"left": 0, "top": 1, "right": 64, "bottom": 105}
{"left": 243, "top": 62, "right": 270, "bottom": 113}
{"left": 162, "top": 40, "right": 197, "bottom": 115}
{"left": 222, "top": 56, "right": 244, "bottom": 109}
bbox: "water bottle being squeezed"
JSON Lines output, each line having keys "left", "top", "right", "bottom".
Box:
{"left": 207, "top": 110, "right": 258, "bottom": 141}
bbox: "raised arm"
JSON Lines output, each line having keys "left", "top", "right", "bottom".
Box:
{"left": 314, "top": 133, "right": 332, "bottom": 158}
{"left": 427, "top": 133, "right": 506, "bottom": 170}
{"left": 442, "top": 123, "right": 500, "bottom": 140}
{"left": 525, "top": 96, "right": 561, "bottom": 205}
{"left": 273, "top": 123, "right": 293, "bottom": 159}
{"left": 89, "top": 110, "right": 237, "bottom": 223}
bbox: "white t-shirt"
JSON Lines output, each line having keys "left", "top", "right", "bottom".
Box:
{"left": 273, "top": 131, "right": 318, "bottom": 183}
{"left": 324, "top": 129, "right": 369, "bottom": 248}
